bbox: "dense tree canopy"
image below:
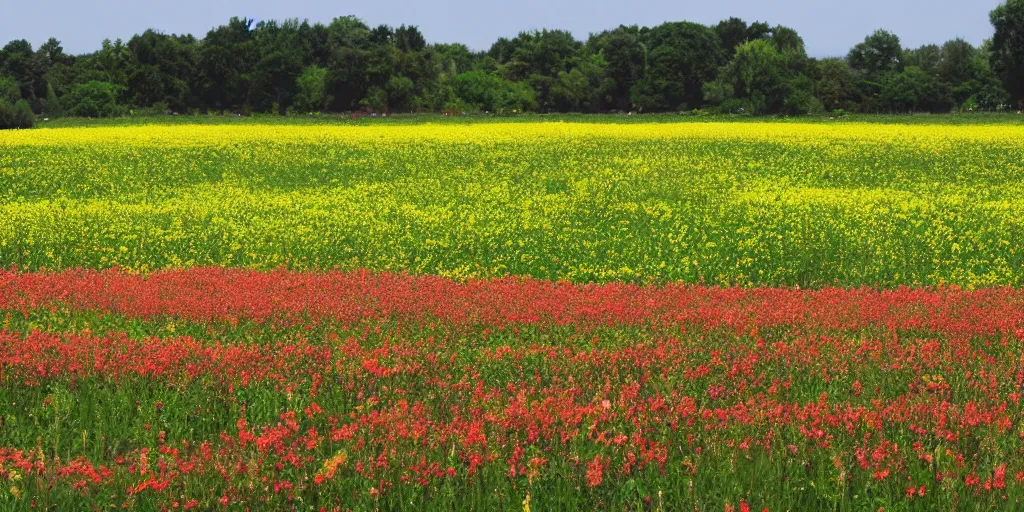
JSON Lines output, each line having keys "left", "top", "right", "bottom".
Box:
{"left": 1, "top": 3, "right": 1021, "bottom": 123}
{"left": 990, "top": 0, "right": 1024, "bottom": 106}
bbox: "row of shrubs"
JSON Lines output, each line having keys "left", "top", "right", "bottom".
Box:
{"left": 0, "top": 99, "right": 35, "bottom": 129}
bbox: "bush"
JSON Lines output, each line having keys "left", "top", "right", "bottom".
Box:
{"left": 143, "top": 101, "right": 172, "bottom": 116}
{"left": 452, "top": 71, "right": 536, "bottom": 113}
{"left": 64, "top": 81, "right": 124, "bottom": 118}
{"left": 0, "top": 99, "right": 36, "bottom": 129}
{"left": 717, "top": 98, "right": 749, "bottom": 114}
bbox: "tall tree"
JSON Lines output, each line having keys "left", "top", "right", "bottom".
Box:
{"left": 633, "top": 21, "right": 722, "bottom": 111}
{"left": 990, "top": 0, "right": 1024, "bottom": 104}
{"left": 715, "top": 18, "right": 750, "bottom": 59}
{"left": 903, "top": 44, "right": 941, "bottom": 75}
{"left": 816, "top": 58, "right": 861, "bottom": 111}
{"left": 125, "top": 30, "right": 198, "bottom": 110}
{"left": 848, "top": 29, "right": 903, "bottom": 80}
{"left": 198, "top": 17, "right": 257, "bottom": 111}
{"left": 395, "top": 25, "right": 426, "bottom": 53}
{"left": 586, "top": 26, "right": 645, "bottom": 111}
{"left": 880, "top": 66, "right": 952, "bottom": 112}
{"left": 0, "top": 40, "right": 45, "bottom": 101}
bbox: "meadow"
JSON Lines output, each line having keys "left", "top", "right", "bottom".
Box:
{"left": 2, "top": 118, "right": 1024, "bottom": 511}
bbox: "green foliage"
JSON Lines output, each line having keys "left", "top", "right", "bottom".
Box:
{"left": 880, "top": 66, "right": 953, "bottom": 113}
{"left": 42, "top": 82, "right": 62, "bottom": 118}
{"left": 385, "top": 75, "right": 415, "bottom": 111}
{"left": 63, "top": 81, "right": 123, "bottom": 117}
{"left": 488, "top": 29, "right": 582, "bottom": 111}
{"left": 847, "top": 29, "right": 903, "bottom": 80}
{"left": 0, "top": 98, "right": 35, "bottom": 128}
{"left": 2, "top": 10, "right": 1023, "bottom": 118}
{"left": 125, "top": 30, "right": 196, "bottom": 112}
{"left": 553, "top": 52, "right": 612, "bottom": 112}
{"left": 0, "top": 75, "right": 20, "bottom": 104}
{"left": 782, "top": 76, "right": 824, "bottom": 115}
{"left": 705, "top": 40, "right": 788, "bottom": 114}
{"left": 293, "top": 66, "right": 330, "bottom": 113}
{"left": 990, "top": 0, "right": 1024, "bottom": 104}
{"left": 0, "top": 39, "right": 45, "bottom": 100}
{"left": 903, "top": 44, "right": 942, "bottom": 75}
{"left": 453, "top": 71, "right": 535, "bottom": 112}
{"left": 634, "top": 22, "right": 723, "bottom": 111}
{"left": 815, "top": 58, "right": 861, "bottom": 112}
{"left": 586, "top": 26, "right": 645, "bottom": 111}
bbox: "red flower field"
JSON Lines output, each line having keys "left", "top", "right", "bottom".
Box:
{"left": 1, "top": 268, "right": 1023, "bottom": 510}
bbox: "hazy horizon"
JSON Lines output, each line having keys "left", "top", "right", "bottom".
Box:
{"left": 2, "top": 0, "right": 1007, "bottom": 58}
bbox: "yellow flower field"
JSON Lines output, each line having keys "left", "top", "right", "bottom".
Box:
{"left": 3, "top": 121, "right": 1024, "bottom": 286}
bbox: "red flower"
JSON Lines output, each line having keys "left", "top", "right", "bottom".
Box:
{"left": 586, "top": 455, "right": 605, "bottom": 487}
{"left": 994, "top": 464, "right": 1006, "bottom": 489}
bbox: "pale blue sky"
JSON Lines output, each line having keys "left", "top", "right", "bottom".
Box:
{"left": 2, "top": 0, "right": 1006, "bottom": 57}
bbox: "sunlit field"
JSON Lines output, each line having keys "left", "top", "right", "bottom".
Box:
{"left": 2, "top": 119, "right": 1024, "bottom": 511}
{"left": 4, "top": 121, "right": 1024, "bottom": 286}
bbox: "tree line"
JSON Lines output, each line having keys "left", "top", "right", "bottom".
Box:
{"left": 2, "top": 0, "right": 1024, "bottom": 127}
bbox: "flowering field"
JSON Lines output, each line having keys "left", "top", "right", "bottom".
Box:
{"left": 3, "top": 122, "right": 1024, "bottom": 286}
{"left": 1, "top": 269, "right": 1023, "bottom": 510}
{"left": 2, "top": 121, "right": 1024, "bottom": 510}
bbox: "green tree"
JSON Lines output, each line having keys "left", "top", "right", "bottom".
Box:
{"left": 395, "top": 25, "right": 426, "bottom": 52}
{"left": 1, "top": 40, "right": 46, "bottom": 101}
{"left": 385, "top": 75, "right": 414, "bottom": 111}
{"left": 903, "top": 44, "right": 942, "bottom": 75}
{"left": 0, "top": 98, "right": 35, "bottom": 129}
{"left": 586, "top": 26, "right": 645, "bottom": 110}
{"left": 198, "top": 18, "right": 258, "bottom": 111}
{"left": 452, "top": 70, "right": 534, "bottom": 112}
{"left": 359, "top": 86, "right": 388, "bottom": 111}
{"left": 63, "top": 81, "right": 123, "bottom": 117}
{"left": 705, "top": 39, "right": 787, "bottom": 114}
{"left": 251, "top": 50, "right": 304, "bottom": 114}
{"left": 715, "top": 17, "right": 751, "bottom": 59}
{"left": 452, "top": 71, "right": 502, "bottom": 110}
{"left": 0, "top": 75, "right": 19, "bottom": 103}
{"left": 937, "top": 39, "right": 978, "bottom": 86}
{"left": 553, "top": 52, "right": 613, "bottom": 112}
{"left": 768, "top": 25, "right": 805, "bottom": 54}
{"left": 635, "top": 22, "right": 723, "bottom": 110}
{"left": 42, "top": 82, "right": 62, "bottom": 117}
{"left": 91, "top": 39, "right": 133, "bottom": 88}
{"left": 323, "top": 16, "right": 373, "bottom": 111}
{"left": 293, "top": 66, "right": 329, "bottom": 112}
{"left": 989, "top": 0, "right": 1024, "bottom": 104}
{"left": 848, "top": 29, "right": 903, "bottom": 80}
{"left": 431, "top": 43, "right": 474, "bottom": 76}
{"left": 492, "top": 29, "right": 581, "bottom": 111}
{"left": 816, "top": 58, "right": 861, "bottom": 111}
{"left": 125, "top": 30, "right": 198, "bottom": 111}
{"left": 880, "top": 66, "right": 952, "bottom": 112}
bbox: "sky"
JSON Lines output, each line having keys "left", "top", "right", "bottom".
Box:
{"left": 1, "top": 0, "right": 1007, "bottom": 58}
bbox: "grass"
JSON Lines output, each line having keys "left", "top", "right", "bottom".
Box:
{"left": 32, "top": 111, "right": 1024, "bottom": 129}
